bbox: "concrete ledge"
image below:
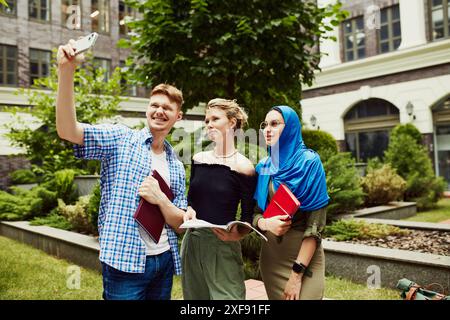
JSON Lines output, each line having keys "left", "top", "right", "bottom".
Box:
{"left": 74, "top": 175, "right": 100, "bottom": 196}
{"left": 0, "top": 221, "right": 101, "bottom": 272}
{"left": 337, "top": 201, "right": 417, "bottom": 220}
{"left": 322, "top": 239, "right": 450, "bottom": 292}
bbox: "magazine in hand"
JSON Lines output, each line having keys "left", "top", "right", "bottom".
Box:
{"left": 133, "top": 170, "right": 173, "bottom": 244}
{"left": 263, "top": 183, "right": 301, "bottom": 220}
{"left": 180, "top": 218, "right": 268, "bottom": 241}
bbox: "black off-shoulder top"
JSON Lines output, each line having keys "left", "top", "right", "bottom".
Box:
{"left": 187, "top": 161, "right": 257, "bottom": 225}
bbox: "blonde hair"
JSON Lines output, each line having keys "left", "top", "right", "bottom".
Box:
{"left": 150, "top": 83, "right": 184, "bottom": 110}
{"left": 206, "top": 98, "right": 248, "bottom": 129}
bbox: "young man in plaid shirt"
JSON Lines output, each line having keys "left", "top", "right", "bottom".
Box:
{"left": 55, "top": 40, "right": 194, "bottom": 300}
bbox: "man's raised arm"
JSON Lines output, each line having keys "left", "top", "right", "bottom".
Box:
{"left": 56, "top": 39, "right": 84, "bottom": 145}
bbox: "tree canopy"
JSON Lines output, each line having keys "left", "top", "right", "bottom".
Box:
{"left": 119, "top": 0, "right": 347, "bottom": 128}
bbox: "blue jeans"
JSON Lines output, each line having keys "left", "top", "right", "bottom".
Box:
{"left": 101, "top": 250, "right": 174, "bottom": 300}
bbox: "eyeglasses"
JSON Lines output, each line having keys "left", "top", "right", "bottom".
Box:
{"left": 260, "top": 120, "right": 285, "bottom": 130}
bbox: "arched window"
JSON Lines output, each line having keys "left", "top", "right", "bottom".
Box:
{"left": 432, "top": 95, "right": 450, "bottom": 189}
{"left": 344, "top": 98, "right": 400, "bottom": 162}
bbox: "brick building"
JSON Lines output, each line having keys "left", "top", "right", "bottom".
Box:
{"left": 0, "top": 0, "right": 204, "bottom": 189}
{"left": 302, "top": 0, "right": 450, "bottom": 188}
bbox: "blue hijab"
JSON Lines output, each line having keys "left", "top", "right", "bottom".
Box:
{"left": 254, "top": 106, "right": 329, "bottom": 212}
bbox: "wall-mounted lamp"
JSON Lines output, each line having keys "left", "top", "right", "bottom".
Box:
{"left": 310, "top": 115, "right": 319, "bottom": 130}
{"left": 406, "top": 102, "right": 416, "bottom": 120}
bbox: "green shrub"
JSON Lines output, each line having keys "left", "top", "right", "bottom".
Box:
{"left": 0, "top": 186, "right": 57, "bottom": 221}
{"left": 390, "top": 123, "right": 422, "bottom": 145}
{"left": 361, "top": 164, "right": 406, "bottom": 206}
{"left": 323, "top": 152, "right": 365, "bottom": 217}
{"left": 240, "top": 231, "right": 262, "bottom": 262}
{"left": 28, "top": 186, "right": 57, "bottom": 217}
{"left": 0, "top": 190, "right": 31, "bottom": 221}
{"left": 43, "top": 169, "right": 79, "bottom": 204}
{"left": 243, "top": 257, "right": 261, "bottom": 280}
{"left": 30, "top": 209, "right": 74, "bottom": 231}
{"left": 366, "top": 157, "right": 383, "bottom": 171}
{"left": 324, "top": 219, "right": 410, "bottom": 241}
{"left": 240, "top": 230, "right": 263, "bottom": 280}
{"left": 87, "top": 183, "right": 100, "bottom": 235}
{"left": 385, "top": 124, "right": 446, "bottom": 210}
{"left": 5, "top": 51, "right": 122, "bottom": 178}
{"left": 302, "top": 129, "right": 338, "bottom": 161}
{"left": 9, "top": 169, "right": 37, "bottom": 184}
{"left": 57, "top": 196, "right": 96, "bottom": 235}
{"left": 10, "top": 185, "right": 57, "bottom": 218}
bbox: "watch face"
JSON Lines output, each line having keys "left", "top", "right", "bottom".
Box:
{"left": 292, "top": 262, "right": 305, "bottom": 274}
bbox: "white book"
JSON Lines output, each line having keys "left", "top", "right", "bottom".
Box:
{"left": 180, "top": 218, "right": 268, "bottom": 241}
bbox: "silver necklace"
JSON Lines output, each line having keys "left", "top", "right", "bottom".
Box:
{"left": 213, "top": 149, "right": 238, "bottom": 159}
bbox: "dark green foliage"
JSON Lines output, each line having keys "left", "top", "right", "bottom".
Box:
{"left": 9, "top": 169, "right": 37, "bottom": 184}
{"left": 322, "top": 152, "right": 365, "bottom": 217}
{"left": 240, "top": 232, "right": 262, "bottom": 280}
{"left": 0, "top": 186, "right": 57, "bottom": 220}
{"left": 30, "top": 209, "right": 74, "bottom": 231}
{"left": 366, "top": 157, "right": 383, "bottom": 171}
{"left": 28, "top": 186, "right": 58, "bottom": 216}
{"left": 384, "top": 124, "right": 446, "bottom": 210}
{"left": 0, "top": 190, "right": 32, "bottom": 221}
{"left": 119, "top": 0, "right": 347, "bottom": 128}
{"left": 42, "top": 169, "right": 79, "bottom": 205}
{"left": 0, "top": 170, "right": 81, "bottom": 221}
{"left": 324, "top": 219, "right": 409, "bottom": 241}
{"left": 243, "top": 256, "right": 261, "bottom": 281}
{"left": 5, "top": 51, "right": 122, "bottom": 178}
{"left": 87, "top": 183, "right": 100, "bottom": 236}
{"left": 240, "top": 231, "right": 262, "bottom": 262}
{"left": 302, "top": 129, "right": 338, "bottom": 161}
{"left": 389, "top": 123, "right": 422, "bottom": 145}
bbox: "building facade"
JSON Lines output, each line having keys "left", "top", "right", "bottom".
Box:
{"left": 0, "top": 0, "right": 204, "bottom": 189}
{"left": 303, "top": 0, "right": 450, "bottom": 187}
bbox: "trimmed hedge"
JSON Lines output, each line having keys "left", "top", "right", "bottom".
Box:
{"left": 302, "top": 129, "right": 338, "bottom": 161}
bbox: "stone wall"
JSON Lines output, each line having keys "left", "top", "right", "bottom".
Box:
{"left": 0, "top": 155, "right": 30, "bottom": 190}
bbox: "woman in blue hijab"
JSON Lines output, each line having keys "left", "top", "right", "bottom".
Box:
{"left": 252, "top": 106, "right": 329, "bottom": 300}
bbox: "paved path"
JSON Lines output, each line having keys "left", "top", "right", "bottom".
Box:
{"left": 245, "top": 279, "right": 332, "bottom": 300}
{"left": 245, "top": 279, "right": 268, "bottom": 300}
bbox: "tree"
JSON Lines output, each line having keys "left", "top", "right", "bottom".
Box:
{"left": 119, "top": 0, "right": 347, "bottom": 128}
{"left": 5, "top": 51, "right": 124, "bottom": 179}
{"left": 322, "top": 151, "right": 365, "bottom": 217}
{"left": 384, "top": 124, "right": 446, "bottom": 210}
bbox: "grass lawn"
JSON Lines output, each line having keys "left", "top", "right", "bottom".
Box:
{"left": 403, "top": 198, "right": 450, "bottom": 223}
{"left": 0, "top": 235, "right": 400, "bottom": 300}
{"left": 325, "top": 275, "right": 400, "bottom": 300}
{"left": 0, "top": 235, "right": 182, "bottom": 300}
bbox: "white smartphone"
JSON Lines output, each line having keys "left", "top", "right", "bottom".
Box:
{"left": 72, "top": 32, "right": 98, "bottom": 55}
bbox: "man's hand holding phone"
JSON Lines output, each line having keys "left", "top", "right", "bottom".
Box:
{"left": 57, "top": 39, "right": 85, "bottom": 72}
{"left": 57, "top": 33, "right": 98, "bottom": 72}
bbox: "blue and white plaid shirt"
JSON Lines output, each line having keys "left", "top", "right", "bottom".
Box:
{"left": 74, "top": 123, "right": 187, "bottom": 274}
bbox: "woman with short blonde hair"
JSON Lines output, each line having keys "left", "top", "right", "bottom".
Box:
{"left": 181, "top": 98, "right": 256, "bottom": 300}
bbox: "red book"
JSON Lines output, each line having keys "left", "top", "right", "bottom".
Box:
{"left": 263, "top": 183, "right": 301, "bottom": 219}
{"left": 133, "top": 170, "right": 174, "bottom": 243}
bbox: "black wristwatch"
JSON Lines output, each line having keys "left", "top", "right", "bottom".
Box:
{"left": 292, "top": 261, "right": 307, "bottom": 274}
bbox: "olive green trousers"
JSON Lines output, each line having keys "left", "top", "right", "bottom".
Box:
{"left": 181, "top": 228, "right": 246, "bottom": 300}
